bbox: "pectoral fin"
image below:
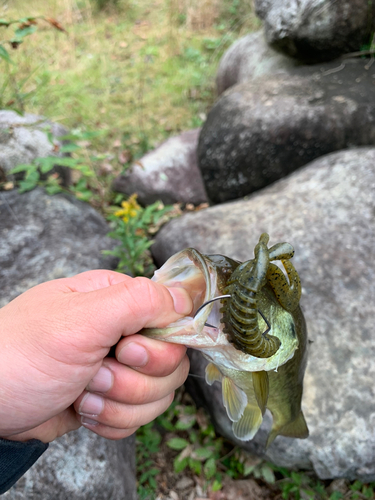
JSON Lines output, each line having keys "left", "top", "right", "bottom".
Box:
{"left": 205, "top": 363, "right": 222, "bottom": 385}
{"left": 252, "top": 371, "right": 269, "bottom": 415}
{"left": 222, "top": 376, "right": 247, "bottom": 422}
{"left": 232, "top": 404, "right": 263, "bottom": 441}
{"left": 266, "top": 411, "right": 309, "bottom": 448}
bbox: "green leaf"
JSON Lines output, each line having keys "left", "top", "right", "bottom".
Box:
{"left": 243, "top": 464, "right": 256, "bottom": 476}
{"left": 166, "top": 437, "right": 189, "bottom": 450}
{"left": 44, "top": 183, "right": 63, "bottom": 195}
{"left": 204, "top": 457, "right": 216, "bottom": 479}
{"left": 174, "top": 455, "right": 188, "bottom": 473}
{"left": 175, "top": 416, "right": 196, "bottom": 430}
{"left": 9, "top": 163, "right": 35, "bottom": 174}
{"left": 0, "top": 44, "right": 11, "bottom": 63}
{"left": 194, "top": 447, "right": 214, "bottom": 460}
{"left": 0, "top": 19, "right": 10, "bottom": 26}
{"left": 211, "top": 479, "right": 222, "bottom": 492}
{"left": 14, "top": 25, "right": 37, "bottom": 39}
{"left": 59, "top": 143, "right": 81, "bottom": 153}
{"left": 329, "top": 492, "right": 344, "bottom": 500}
{"left": 261, "top": 465, "right": 276, "bottom": 484}
{"left": 188, "top": 457, "right": 202, "bottom": 475}
{"left": 18, "top": 179, "right": 38, "bottom": 193}
{"left": 38, "top": 157, "right": 56, "bottom": 173}
{"left": 351, "top": 481, "right": 363, "bottom": 492}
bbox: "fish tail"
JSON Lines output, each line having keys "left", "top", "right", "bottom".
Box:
{"left": 266, "top": 411, "right": 309, "bottom": 448}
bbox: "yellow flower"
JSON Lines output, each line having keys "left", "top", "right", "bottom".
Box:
{"left": 114, "top": 194, "right": 141, "bottom": 221}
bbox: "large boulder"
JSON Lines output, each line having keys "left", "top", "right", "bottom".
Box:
{"left": 216, "top": 31, "right": 301, "bottom": 95}
{"left": 255, "top": 0, "right": 375, "bottom": 62}
{"left": 151, "top": 148, "right": 375, "bottom": 481}
{"left": 113, "top": 129, "right": 207, "bottom": 206}
{"left": 0, "top": 188, "right": 136, "bottom": 498}
{"left": 0, "top": 110, "right": 71, "bottom": 186}
{"left": 199, "top": 58, "right": 375, "bottom": 204}
{"left": 3, "top": 430, "right": 136, "bottom": 500}
{"left": 0, "top": 188, "right": 117, "bottom": 307}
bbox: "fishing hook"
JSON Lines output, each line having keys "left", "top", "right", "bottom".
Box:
{"left": 194, "top": 295, "right": 271, "bottom": 334}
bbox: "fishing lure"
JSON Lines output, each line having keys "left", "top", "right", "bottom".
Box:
{"left": 221, "top": 233, "right": 301, "bottom": 358}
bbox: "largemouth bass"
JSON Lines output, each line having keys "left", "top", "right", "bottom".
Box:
{"left": 142, "top": 233, "right": 309, "bottom": 446}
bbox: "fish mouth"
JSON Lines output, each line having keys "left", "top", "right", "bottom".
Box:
{"left": 151, "top": 248, "right": 219, "bottom": 331}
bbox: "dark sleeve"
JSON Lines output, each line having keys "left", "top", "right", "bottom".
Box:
{"left": 0, "top": 438, "right": 49, "bottom": 494}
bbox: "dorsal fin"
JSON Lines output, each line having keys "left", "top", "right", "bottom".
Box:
{"left": 232, "top": 404, "right": 263, "bottom": 441}
{"left": 252, "top": 371, "right": 269, "bottom": 415}
{"left": 205, "top": 363, "right": 222, "bottom": 385}
{"left": 222, "top": 376, "right": 247, "bottom": 422}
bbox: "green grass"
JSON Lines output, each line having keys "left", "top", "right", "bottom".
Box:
{"left": 0, "top": 0, "right": 260, "bottom": 151}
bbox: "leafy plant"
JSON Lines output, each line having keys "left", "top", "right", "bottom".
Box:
{"left": 104, "top": 194, "right": 176, "bottom": 276}
{"left": 7, "top": 128, "right": 110, "bottom": 204}
{"left": 136, "top": 422, "right": 162, "bottom": 500}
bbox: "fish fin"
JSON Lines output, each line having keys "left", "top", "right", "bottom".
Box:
{"left": 252, "top": 371, "right": 269, "bottom": 415}
{"left": 266, "top": 411, "right": 309, "bottom": 448}
{"left": 222, "top": 376, "right": 247, "bottom": 422}
{"left": 205, "top": 363, "right": 222, "bottom": 385}
{"left": 232, "top": 404, "right": 263, "bottom": 441}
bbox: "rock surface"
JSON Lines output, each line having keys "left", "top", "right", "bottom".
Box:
{"left": 255, "top": 0, "right": 375, "bottom": 62}
{"left": 152, "top": 148, "right": 375, "bottom": 481}
{"left": 0, "top": 110, "right": 71, "bottom": 186}
{"left": 113, "top": 129, "right": 207, "bottom": 206}
{"left": 0, "top": 188, "right": 118, "bottom": 307}
{"left": 3, "top": 430, "right": 136, "bottom": 500}
{"left": 199, "top": 58, "right": 375, "bottom": 204}
{"left": 216, "top": 31, "right": 301, "bottom": 95}
{"left": 0, "top": 188, "right": 136, "bottom": 498}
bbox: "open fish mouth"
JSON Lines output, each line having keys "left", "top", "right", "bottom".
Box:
{"left": 142, "top": 248, "right": 299, "bottom": 373}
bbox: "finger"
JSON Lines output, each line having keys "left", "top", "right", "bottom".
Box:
{"left": 75, "top": 391, "right": 174, "bottom": 429}
{"left": 80, "top": 421, "right": 139, "bottom": 440}
{"left": 58, "top": 269, "right": 133, "bottom": 293}
{"left": 86, "top": 355, "right": 189, "bottom": 405}
{"left": 63, "top": 277, "right": 193, "bottom": 349}
{"left": 115, "top": 334, "right": 188, "bottom": 377}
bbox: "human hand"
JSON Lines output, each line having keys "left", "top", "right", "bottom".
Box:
{"left": 0, "top": 270, "right": 192, "bottom": 443}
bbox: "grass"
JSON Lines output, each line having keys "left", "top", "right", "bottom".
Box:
{"left": 0, "top": 0, "right": 260, "bottom": 151}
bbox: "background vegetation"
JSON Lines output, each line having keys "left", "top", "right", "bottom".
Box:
{"left": 1, "top": 1, "right": 374, "bottom": 498}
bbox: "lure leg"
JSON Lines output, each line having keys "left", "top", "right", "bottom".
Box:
{"left": 266, "top": 260, "right": 301, "bottom": 312}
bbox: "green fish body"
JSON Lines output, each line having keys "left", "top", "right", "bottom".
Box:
{"left": 142, "top": 234, "right": 309, "bottom": 446}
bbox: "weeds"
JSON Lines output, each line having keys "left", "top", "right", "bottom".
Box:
{"left": 104, "top": 194, "right": 177, "bottom": 276}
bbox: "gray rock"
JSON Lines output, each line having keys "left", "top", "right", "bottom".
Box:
{"left": 0, "top": 188, "right": 118, "bottom": 307}
{"left": 113, "top": 129, "right": 207, "bottom": 205}
{"left": 199, "top": 58, "right": 375, "bottom": 204}
{"left": 152, "top": 148, "right": 375, "bottom": 481}
{"left": 0, "top": 187, "right": 136, "bottom": 498}
{"left": 3, "top": 430, "right": 136, "bottom": 500}
{"left": 216, "top": 31, "right": 301, "bottom": 95}
{"left": 0, "top": 110, "right": 71, "bottom": 186}
{"left": 255, "top": 0, "right": 375, "bottom": 62}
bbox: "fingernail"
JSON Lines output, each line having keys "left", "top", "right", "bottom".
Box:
{"left": 118, "top": 342, "right": 148, "bottom": 367}
{"left": 81, "top": 416, "right": 99, "bottom": 427}
{"left": 167, "top": 287, "right": 193, "bottom": 315}
{"left": 87, "top": 366, "right": 113, "bottom": 393}
{"left": 79, "top": 393, "right": 104, "bottom": 416}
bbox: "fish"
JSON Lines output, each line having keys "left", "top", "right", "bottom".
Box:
{"left": 142, "top": 233, "right": 309, "bottom": 447}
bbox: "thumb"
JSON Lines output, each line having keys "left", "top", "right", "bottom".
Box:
{"left": 73, "top": 276, "right": 193, "bottom": 348}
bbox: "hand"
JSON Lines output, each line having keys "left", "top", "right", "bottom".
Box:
{"left": 0, "top": 270, "right": 192, "bottom": 443}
